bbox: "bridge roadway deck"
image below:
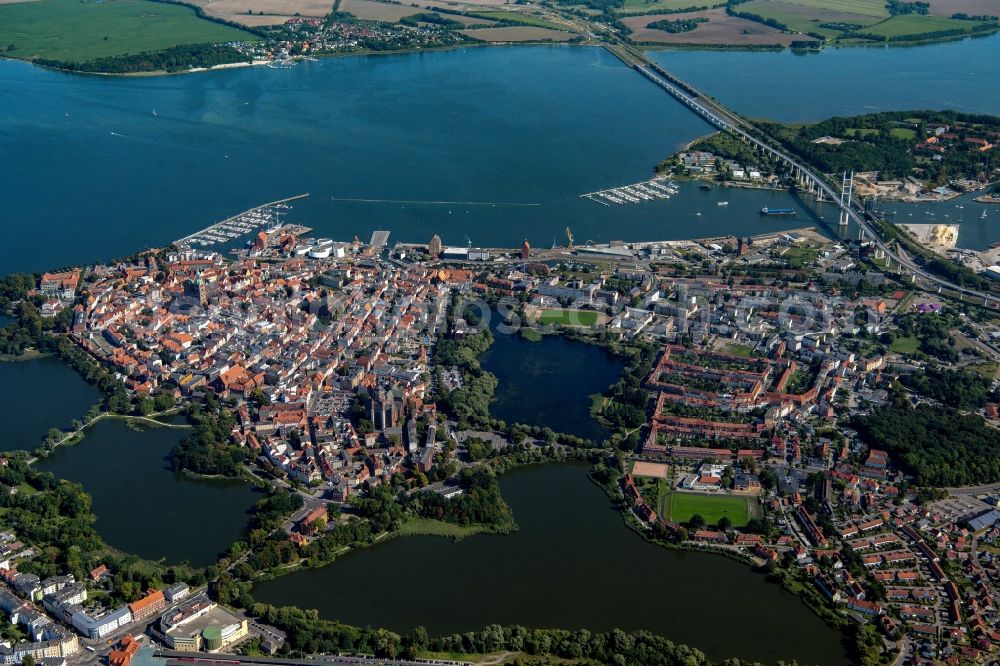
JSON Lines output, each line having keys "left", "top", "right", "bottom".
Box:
{"left": 617, "top": 44, "right": 996, "bottom": 305}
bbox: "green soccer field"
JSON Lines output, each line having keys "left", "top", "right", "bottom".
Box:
{"left": 663, "top": 491, "right": 751, "bottom": 527}
{"left": 0, "top": 0, "right": 257, "bottom": 63}
{"left": 538, "top": 309, "right": 599, "bottom": 326}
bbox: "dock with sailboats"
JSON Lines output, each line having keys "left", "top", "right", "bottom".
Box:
{"left": 580, "top": 177, "right": 678, "bottom": 207}
{"left": 174, "top": 193, "right": 310, "bottom": 249}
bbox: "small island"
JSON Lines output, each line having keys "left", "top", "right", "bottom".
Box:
{"left": 659, "top": 109, "right": 1000, "bottom": 204}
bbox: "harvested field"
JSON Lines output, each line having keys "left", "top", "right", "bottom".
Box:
{"left": 927, "top": 0, "right": 999, "bottom": 16}
{"left": 191, "top": 0, "right": 333, "bottom": 25}
{"left": 340, "top": 0, "right": 421, "bottom": 21}
{"left": 632, "top": 461, "right": 670, "bottom": 479}
{"left": 468, "top": 9, "right": 564, "bottom": 28}
{"left": 430, "top": 12, "right": 495, "bottom": 25}
{"left": 461, "top": 25, "right": 573, "bottom": 40}
{"left": 762, "top": 0, "right": 886, "bottom": 16}
{"left": 619, "top": 0, "right": 723, "bottom": 13}
{"left": 421, "top": 0, "right": 515, "bottom": 6}
{"left": 624, "top": 7, "right": 798, "bottom": 44}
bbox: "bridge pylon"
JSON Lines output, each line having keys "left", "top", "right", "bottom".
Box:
{"left": 838, "top": 171, "right": 854, "bottom": 228}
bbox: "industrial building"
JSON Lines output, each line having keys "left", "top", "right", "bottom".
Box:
{"left": 158, "top": 594, "right": 248, "bottom": 653}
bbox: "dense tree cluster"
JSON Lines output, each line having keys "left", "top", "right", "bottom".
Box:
{"left": 0, "top": 297, "right": 73, "bottom": 356}
{"left": 893, "top": 309, "right": 964, "bottom": 363}
{"left": 0, "top": 273, "right": 36, "bottom": 310}
{"left": 886, "top": 0, "right": 929, "bottom": 15}
{"left": 647, "top": 17, "right": 707, "bottom": 32}
{"left": 251, "top": 603, "right": 766, "bottom": 665}
{"left": 170, "top": 393, "right": 247, "bottom": 476}
{"left": 399, "top": 12, "right": 464, "bottom": 27}
{"left": 0, "top": 455, "right": 197, "bottom": 604}
{"left": 434, "top": 307, "right": 498, "bottom": 427}
{"left": 252, "top": 489, "right": 305, "bottom": 532}
{"left": 766, "top": 110, "right": 1000, "bottom": 187}
{"left": 406, "top": 468, "right": 515, "bottom": 530}
{"left": 854, "top": 400, "right": 1000, "bottom": 486}
{"left": 34, "top": 45, "right": 249, "bottom": 74}
{"left": 922, "top": 256, "right": 990, "bottom": 291}
{"left": 695, "top": 133, "right": 764, "bottom": 170}
{"left": 596, "top": 342, "right": 656, "bottom": 433}
{"left": 901, "top": 366, "right": 993, "bottom": 409}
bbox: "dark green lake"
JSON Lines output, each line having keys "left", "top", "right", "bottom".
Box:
{"left": 253, "top": 463, "right": 845, "bottom": 665}
{"left": 36, "top": 418, "right": 261, "bottom": 566}
{"left": 0, "top": 356, "right": 102, "bottom": 452}
{"left": 480, "top": 317, "right": 622, "bottom": 441}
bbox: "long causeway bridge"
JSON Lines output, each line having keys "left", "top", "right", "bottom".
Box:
{"left": 603, "top": 41, "right": 997, "bottom": 305}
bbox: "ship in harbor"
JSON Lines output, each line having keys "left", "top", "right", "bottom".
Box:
{"left": 759, "top": 207, "right": 796, "bottom": 217}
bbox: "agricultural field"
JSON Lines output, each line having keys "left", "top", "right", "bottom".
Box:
{"left": 466, "top": 10, "right": 564, "bottom": 28}
{"left": 460, "top": 25, "right": 573, "bottom": 40}
{"left": 537, "top": 309, "right": 600, "bottom": 326}
{"left": 733, "top": 0, "right": 883, "bottom": 39}
{"left": 717, "top": 0, "right": 996, "bottom": 44}
{"left": 624, "top": 7, "right": 799, "bottom": 45}
{"left": 0, "top": 0, "right": 257, "bottom": 62}
{"left": 420, "top": 0, "right": 512, "bottom": 7}
{"left": 662, "top": 490, "right": 752, "bottom": 527}
{"left": 340, "top": 0, "right": 422, "bottom": 21}
{"left": 858, "top": 13, "right": 989, "bottom": 38}
{"left": 771, "top": 0, "right": 886, "bottom": 17}
{"left": 926, "top": 0, "right": 1000, "bottom": 17}
{"left": 618, "top": 0, "right": 722, "bottom": 15}
{"left": 189, "top": 0, "right": 334, "bottom": 26}
{"left": 425, "top": 12, "right": 494, "bottom": 25}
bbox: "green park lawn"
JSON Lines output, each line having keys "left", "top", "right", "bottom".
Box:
{"left": 0, "top": 0, "right": 256, "bottom": 63}
{"left": 847, "top": 126, "right": 914, "bottom": 139}
{"left": 890, "top": 336, "right": 919, "bottom": 354}
{"left": 662, "top": 491, "right": 751, "bottom": 527}
{"left": 538, "top": 309, "right": 599, "bottom": 326}
{"left": 396, "top": 517, "right": 490, "bottom": 539}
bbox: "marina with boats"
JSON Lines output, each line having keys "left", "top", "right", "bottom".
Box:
{"left": 580, "top": 177, "right": 679, "bottom": 207}
{"left": 174, "top": 193, "right": 310, "bottom": 249}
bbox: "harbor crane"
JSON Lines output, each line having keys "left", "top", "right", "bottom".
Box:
{"left": 565, "top": 227, "right": 574, "bottom": 249}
